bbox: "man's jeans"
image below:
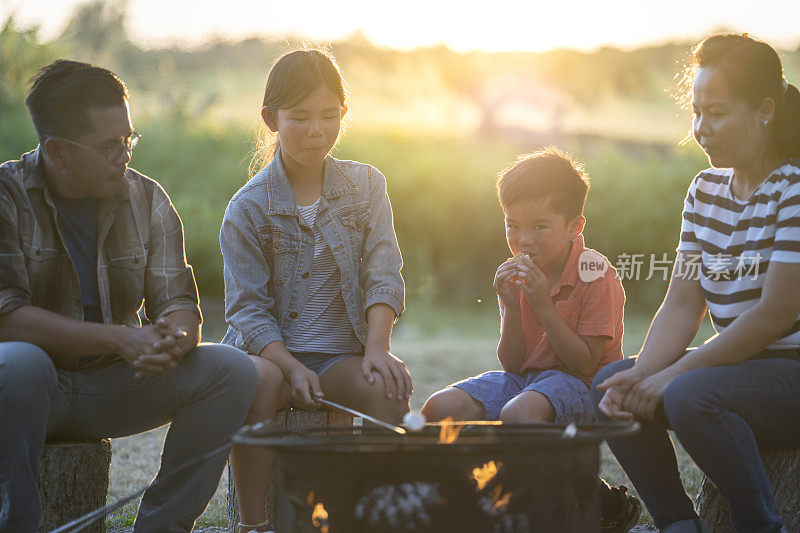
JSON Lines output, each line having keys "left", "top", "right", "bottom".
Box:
{"left": 0, "top": 341, "right": 257, "bottom": 532}
{"left": 591, "top": 356, "right": 800, "bottom": 533}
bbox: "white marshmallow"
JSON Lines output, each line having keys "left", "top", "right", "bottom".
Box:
{"left": 403, "top": 411, "right": 426, "bottom": 432}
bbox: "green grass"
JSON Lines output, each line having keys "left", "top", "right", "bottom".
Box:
{"left": 106, "top": 303, "right": 714, "bottom": 528}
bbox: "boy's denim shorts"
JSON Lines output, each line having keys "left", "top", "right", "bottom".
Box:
{"left": 292, "top": 352, "right": 358, "bottom": 377}
{"left": 451, "top": 369, "right": 596, "bottom": 424}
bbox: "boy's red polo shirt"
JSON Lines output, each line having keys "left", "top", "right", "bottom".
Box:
{"left": 500, "top": 235, "right": 625, "bottom": 384}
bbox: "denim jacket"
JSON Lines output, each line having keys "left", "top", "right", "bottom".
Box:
{"left": 220, "top": 151, "right": 404, "bottom": 356}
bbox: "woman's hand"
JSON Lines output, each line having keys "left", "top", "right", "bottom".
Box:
{"left": 289, "top": 366, "right": 324, "bottom": 410}
{"left": 362, "top": 346, "right": 412, "bottom": 401}
{"left": 623, "top": 366, "right": 683, "bottom": 421}
{"left": 596, "top": 366, "right": 648, "bottom": 421}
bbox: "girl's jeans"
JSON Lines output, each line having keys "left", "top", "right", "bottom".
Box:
{"left": 591, "top": 354, "right": 800, "bottom": 533}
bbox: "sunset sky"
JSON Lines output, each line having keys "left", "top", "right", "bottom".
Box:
{"left": 3, "top": 0, "right": 800, "bottom": 52}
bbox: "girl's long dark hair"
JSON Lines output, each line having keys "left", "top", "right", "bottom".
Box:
{"left": 249, "top": 47, "right": 349, "bottom": 177}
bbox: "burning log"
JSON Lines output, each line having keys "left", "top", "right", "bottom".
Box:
{"left": 353, "top": 482, "right": 445, "bottom": 531}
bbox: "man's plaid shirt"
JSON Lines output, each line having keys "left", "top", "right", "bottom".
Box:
{"left": 0, "top": 147, "right": 201, "bottom": 354}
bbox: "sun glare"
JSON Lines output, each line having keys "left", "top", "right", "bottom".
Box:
{"left": 6, "top": 0, "right": 800, "bottom": 53}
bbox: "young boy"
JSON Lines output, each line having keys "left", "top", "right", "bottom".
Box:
{"left": 421, "top": 147, "right": 640, "bottom": 532}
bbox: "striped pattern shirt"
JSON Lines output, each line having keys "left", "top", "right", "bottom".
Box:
{"left": 677, "top": 159, "right": 800, "bottom": 348}
{"left": 285, "top": 199, "right": 358, "bottom": 354}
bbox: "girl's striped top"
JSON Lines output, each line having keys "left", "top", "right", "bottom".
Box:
{"left": 677, "top": 159, "right": 800, "bottom": 348}
{"left": 285, "top": 199, "right": 359, "bottom": 354}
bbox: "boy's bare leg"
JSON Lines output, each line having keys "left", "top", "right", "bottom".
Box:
{"left": 320, "top": 356, "right": 409, "bottom": 424}
{"left": 229, "top": 356, "right": 290, "bottom": 528}
{"left": 498, "top": 390, "right": 556, "bottom": 423}
{"left": 421, "top": 387, "right": 486, "bottom": 421}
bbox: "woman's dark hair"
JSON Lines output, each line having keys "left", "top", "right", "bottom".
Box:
{"left": 25, "top": 59, "right": 129, "bottom": 144}
{"left": 249, "top": 47, "right": 348, "bottom": 176}
{"left": 679, "top": 33, "right": 800, "bottom": 158}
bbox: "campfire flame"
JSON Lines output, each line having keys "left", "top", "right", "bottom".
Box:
{"left": 306, "top": 492, "right": 329, "bottom": 533}
{"left": 311, "top": 502, "right": 329, "bottom": 533}
{"left": 473, "top": 461, "right": 514, "bottom": 514}
{"left": 471, "top": 461, "right": 500, "bottom": 491}
{"left": 493, "top": 489, "right": 512, "bottom": 511}
{"left": 438, "top": 417, "right": 463, "bottom": 444}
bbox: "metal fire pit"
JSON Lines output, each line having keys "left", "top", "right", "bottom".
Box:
{"left": 235, "top": 421, "right": 639, "bottom": 533}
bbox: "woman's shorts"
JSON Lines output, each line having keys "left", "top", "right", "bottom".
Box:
{"left": 451, "top": 369, "right": 595, "bottom": 424}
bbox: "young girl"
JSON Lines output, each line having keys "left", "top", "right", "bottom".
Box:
{"left": 594, "top": 34, "right": 800, "bottom": 533}
{"left": 220, "top": 49, "right": 412, "bottom": 532}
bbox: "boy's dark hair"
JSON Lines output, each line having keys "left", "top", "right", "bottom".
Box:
{"left": 496, "top": 146, "right": 590, "bottom": 220}
{"left": 25, "top": 59, "right": 129, "bottom": 144}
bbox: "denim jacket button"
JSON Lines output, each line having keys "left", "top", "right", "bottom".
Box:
{"left": 290, "top": 311, "right": 298, "bottom": 319}
{"left": 301, "top": 272, "right": 310, "bottom": 279}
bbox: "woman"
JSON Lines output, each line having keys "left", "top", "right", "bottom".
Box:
{"left": 592, "top": 34, "right": 800, "bottom": 533}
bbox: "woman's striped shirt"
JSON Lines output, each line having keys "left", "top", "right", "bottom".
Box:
{"left": 677, "top": 159, "right": 800, "bottom": 349}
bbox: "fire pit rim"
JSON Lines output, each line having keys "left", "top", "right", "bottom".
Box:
{"left": 234, "top": 421, "right": 640, "bottom": 453}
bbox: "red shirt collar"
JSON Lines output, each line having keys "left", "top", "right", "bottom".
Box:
{"left": 550, "top": 234, "right": 586, "bottom": 296}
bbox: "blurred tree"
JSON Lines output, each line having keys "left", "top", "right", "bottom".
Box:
{"left": 57, "top": 0, "right": 130, "bottom": 62}
{"left": 0, "top": 17, "right": 55, "bottom": 107}
{"left": 0, "top": 17, "right": 58, "bottom": 158}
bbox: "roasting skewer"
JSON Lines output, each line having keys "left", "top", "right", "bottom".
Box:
{"left": 317, "top": 398, "right": 407, "bottom": 435}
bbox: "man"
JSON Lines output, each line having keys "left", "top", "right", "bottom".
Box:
{"left": 0, "top": 60, "right": 257, "bottom": 532}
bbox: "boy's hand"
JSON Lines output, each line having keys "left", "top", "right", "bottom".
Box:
{"left": 494, "top": 260, "right": 521, "bottom": 307}
{"left": 514, "top": 257, "right": 552, "bottom": 312}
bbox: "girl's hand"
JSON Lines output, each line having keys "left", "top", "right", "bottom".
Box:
{"left": 289, "top": 366, "right": 324, "bottom": 410}
{"left": 623, "top": 366, "right": 682, "bottom": 421}
{"left": 515, "top": 258, "right": 551, "bottom": 312}
{"left": 493, "top": 260, "right": 521, "bottom": 308}
{"left": 362, "top": 347, "right": 412, "bottom": 401}
{"left": 596, "top": 366, "right": 647, "bottom": 421}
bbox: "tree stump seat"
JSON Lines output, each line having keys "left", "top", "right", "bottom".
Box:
{"left": 38, "top": 439, "right": 112, "bottom": 533}
{"left": 696, "top": 446, "right": 800, "bottom": 532}
{"left": 226, "top": 408, "right": 354, "bottom": 531}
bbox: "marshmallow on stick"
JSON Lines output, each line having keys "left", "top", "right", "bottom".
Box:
{"left": 511, "top": 253, "right": 530, "bottom": 265}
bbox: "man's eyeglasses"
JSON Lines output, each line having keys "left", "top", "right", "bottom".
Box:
{"left": 49, "top": 132, "right": 141, "bottom": 164}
